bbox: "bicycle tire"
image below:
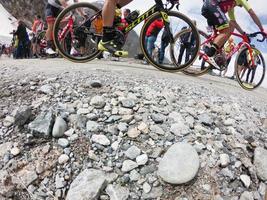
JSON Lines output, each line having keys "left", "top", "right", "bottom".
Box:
{"left": 235, "top": 47, "right": 266, "bottom": 90}
{"left": 182, "top": 30, "right": 212, "bottom": 76}
{"left": 140, "top": 11, "right": 200, "bottom": 72}
{"left": 53, "top": 2, "right": 102, "bottom": 63}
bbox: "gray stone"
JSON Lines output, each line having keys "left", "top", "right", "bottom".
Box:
{"left": 170, "top": 122, "right": 190, "bottom": 136}
{"left": 121, "top": 160, "right": 138, "bottom": 172}
{"left": 143, "top": 182, "right": 151, "bottom": 194}
{"left": 28, "top": 110, "right": 54, "bottom": 138}
{"left": 55, "top": 175, "right": 66, "bottom": 189}
{"left": 58, "top": 154, "right": 69, "bottom": 164}
{"left": 220, "top": 154, "right": 230, "bottom": 167}
{"left": 39, "top": 84, "right": 53, "bottom": 95}
{"left": 52, "top": 116, "right": 67, "bottom": 138}
{"left": 239, "top": 191, "right": 254, "bottom": 200}
{"left": 91, "top": 134, "right": 110, "bottom": 146}
{"left": 140, "top": 164, "right": 157, "bottom": 175}
{"left": 158, "top": 143, "right": 200, "bottom": 184}
{"left": 106, "top": 184, "right": 129, "bottom": 200}
{"left": 0, "top": 142, "right": 12, "bottom": 158}
{"left": 151, "top": 113, "right": 164, "bottom": 124}
{"left": 117, "top": 123, "right": 128, "bottom": 133}
{"left": 119, "top": 108, "right": 133, "bottom": 115}
{"left": 90, "top": 96, "right": 106, "bottom": 109}
{"left": 77, "top": 108, "right": 90, "bottom": 115}
{"left": 142, "top": 186, "right": 163, "bottom": 199}
{"left": 137, "top": 122, "right": 149, "bottom": 134}
{"left": 129, "top": 170, "right": 140, "bottom": 181}
{"left": 150, "top": 125, "right": 164, "bottom": 135}
{"left": 223, "top": 118, "right": 235, "bottom": 126}
{"left": 90, "top": 80, "right": 102, "bottom": 88}
{"left": 13, "top": 167, "right": 38, "bottom": 187}
{"left": 58, "top": 138, "right": 70, "bottom": 148}
{"left": 136, "top": 154, "right": 148, "bottom": 166}
{"left": 254, "top": 147, "right": 267, "bottom": 181}
{"left": 150, "top": 147, "right": 163, "bottom": 158}
{"left": 10, "top": 147, "right": 20, "bottom": 156}
{"left": 240, "top": 175, "right": 251, "bottom": 188}
{"left": 198, "top": 113, "right": 213, "bottom": 126}
{"left": 12, "top": 106, "right": 32, "bottom": 126}
{"left": 125, "top": 146, "right": 141, "bottom": 160}
{"left": 86, "top": 120, "right": 100, "bottom": 132}
{"left": 121, "top": 99, "right": 136, "bottom": 108}
{"left": 127, "top": 127, "right": 141, "bottom": 138}
{"left": 66, "top": 169, "right": 107, "bottom": 200}
{"left": 3, "top": 116, "right": 15, "bottom": 127}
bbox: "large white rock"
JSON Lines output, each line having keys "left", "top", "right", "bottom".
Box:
{"left": 66, "top": 169, "right": 107, "bottom": 200}
{"left": 158, "top": 143, "right": 199, "bottom": 184}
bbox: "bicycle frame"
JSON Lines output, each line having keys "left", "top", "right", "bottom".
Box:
{"left": 201, "top": 31, "right": 256, "bottom": 68}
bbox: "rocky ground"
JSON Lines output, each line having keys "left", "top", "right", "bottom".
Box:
{"left": 0, "top": 58, "right": 267, "bottom": 200}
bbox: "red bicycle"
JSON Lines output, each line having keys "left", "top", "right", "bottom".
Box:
{"left": 175, "top": 29, "right": 266, "bottom": 90}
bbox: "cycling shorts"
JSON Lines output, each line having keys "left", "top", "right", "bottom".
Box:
{"left": 202, "top": 0, "right": 229, "bottom": 31}
{"left": 46, "top": 3, "right": 62, "bottom": 23}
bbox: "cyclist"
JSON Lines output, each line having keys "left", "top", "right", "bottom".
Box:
{"left": 201, "top": 0, "right": 267, "bottom": 57}
{"left": 32, "top": 15, "right": 44, "bottom": 58}
{"left": 45, "top": 0, "right": 70, "bottom": 55}
{"left": 98, "top": 0, "right": 133, "bottom": 56}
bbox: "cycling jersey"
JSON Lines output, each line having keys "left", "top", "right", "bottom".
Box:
{"left": 202, "top": 0, "right": 252, "bottom": 30}
{"left": 32, "top": 19, "right": 44, "bottom": 34}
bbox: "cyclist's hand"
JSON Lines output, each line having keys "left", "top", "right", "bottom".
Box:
{"left": 243, "top": 32, "right": 251, "bottom": 43}
{"left": 261, "top": 29, "right": 267, "bottom": 37}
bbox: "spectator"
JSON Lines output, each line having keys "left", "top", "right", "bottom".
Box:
{"left": 146, "top": 19, "right": 164, "bottom": 57}
{"left": 123, "top": 8, "right": 131, "bottom": 19}
{"left": 159, "top": 28, "right": 171, "bottom": 64}
{"left": 14, "top": 20, "right": 29, "bottom": 59}
{"left": 178, "top": 21, "right": 197, "bottom": 64}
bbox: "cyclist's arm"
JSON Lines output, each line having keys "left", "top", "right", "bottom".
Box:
{"left": 228, "top": 9, "right": 245, "bottom": 34}
{"left": 237, "top": 0, "right": 265, "bottom": 32}
{"left": 248, "top": 9, "right": 265, "bottom": 32}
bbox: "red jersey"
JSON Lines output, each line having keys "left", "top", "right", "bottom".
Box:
{"left": 146, "top": 19, "right": 164, "bottom": 37}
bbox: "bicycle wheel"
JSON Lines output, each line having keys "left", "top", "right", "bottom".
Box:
{"left": 235, "top": 47, "right": 265, "bottom": 90}
{"left": 182, "top": 30, "right": 212, "bottom": 76}
{"left": 140, "top": 11, "right": 200, "bottom": 72}
{"left": 53, "top": 2, "right": 102, "bottom": 63}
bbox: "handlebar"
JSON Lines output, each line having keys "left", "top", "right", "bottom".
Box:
{"left": 166, "top": 0, "right": 180, "bottom": 10}
{"left": 247, "top": 32, "right": 266, "bottom": 42}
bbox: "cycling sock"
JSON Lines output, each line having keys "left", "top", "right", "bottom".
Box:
{"left": 47, "top": 40, "right": 53, "bottom": 49}
{"left": 205, "top": 43, "right": 219, "bottom": 57}
{"left": 102, "top": 27, "right": 115, "bottom": 42}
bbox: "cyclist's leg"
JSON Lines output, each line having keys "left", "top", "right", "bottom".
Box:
{"left": 99, "top": 0, "right": 132, "bottom": 55}
{"left": 45, "top": 4, "right": 61, "bottom": 54}
{"left": 201, "top": 0, "right": 232, "bottom": 57}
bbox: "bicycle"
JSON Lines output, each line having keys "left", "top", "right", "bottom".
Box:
{"left": 53, "top": 0, "right": 200, "bottom": 72}
{"left": 175, "top": 28, "right": 266, "bottom": 90}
